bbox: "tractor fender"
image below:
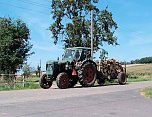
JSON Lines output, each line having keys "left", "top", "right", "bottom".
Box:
{"left": 81, "top": 59, "right": 97, "bottom": 68}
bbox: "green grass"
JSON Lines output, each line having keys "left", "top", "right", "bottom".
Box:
{"left": 0, "top": 82, "right": 40, "bottom": 91}
{"left": 142, "top": 87, "right": 152, "bottom": 98}
{"left": 0, "top": 77, "right": 40, "bottom": 91}
{"left": 127, "top": 77, "right": 152, "bottom": 82}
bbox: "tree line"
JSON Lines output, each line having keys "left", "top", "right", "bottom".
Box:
{"left": 130, "top": 57, "right": 152, "bottom": 64}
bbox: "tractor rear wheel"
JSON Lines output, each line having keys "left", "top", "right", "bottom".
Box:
{"left": 39, "top": 74, "right": 52, "bottom": 89}
{"left": 78, "top": 62, "right": 96, "bottom": 87}
{"left": 56, "top": 72, "right": 69, "bottom": 89}
{"left": 118, "top": 72, "right": 127, "bottom": 85}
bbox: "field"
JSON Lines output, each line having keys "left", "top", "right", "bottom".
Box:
{"left": 126, "top": 64, "right": 152, "bottom": 74}
{"left": 126, "top": 64, "right": 152, "bottom": 82}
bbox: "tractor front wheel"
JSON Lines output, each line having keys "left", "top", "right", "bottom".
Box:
{"left": 39, "top": 74, "right": 52, "bottom": 89}
{"left": 56, "top": 72, "right": 69, "bottom": 89}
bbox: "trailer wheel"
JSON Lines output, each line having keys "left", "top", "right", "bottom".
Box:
{"left": 56, "top": 72, "right": 69, "bottom": 89}
{"left": 39, "top": 74, "right": 52, "bottom": 89}
{"left": 118, "top": 72, "right": 127, "bottom": 85}
{"left": 79, "top": 62, "right": 96, "bottom": 87}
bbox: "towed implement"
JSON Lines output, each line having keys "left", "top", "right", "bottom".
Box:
{"left": 40, "top": 47, "right": 127, "bottom": 89}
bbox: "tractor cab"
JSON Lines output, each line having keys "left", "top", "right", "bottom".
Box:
{"left": 62, "top": 47, "right": 91, "bottom": 62}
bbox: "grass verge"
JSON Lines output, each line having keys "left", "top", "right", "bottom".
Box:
{"left": 0, "top": 82, "right": 40, "bottom": 91}
{"left": 127, "top": 77, "right": 152, "bottom": 82}
{"left": 142, "top": 87, "right": 152, "bottom": 99}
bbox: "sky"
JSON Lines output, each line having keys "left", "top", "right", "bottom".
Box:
{"left": 0, "top": 0, "right": 152, "bottom": 71}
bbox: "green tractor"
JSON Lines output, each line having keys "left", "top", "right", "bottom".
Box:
{"left": 39, "top": 47, "right": 127, "bottom": 89}
{"left": 40, "top": 47, "right": 97, "bottom": 89}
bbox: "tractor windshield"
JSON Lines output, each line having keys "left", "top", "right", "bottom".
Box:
{"left": 63, "top": 49, "right": 75, "bottom": 59}
{"left": 63, "top": 48, "right": 82, "bottom": 60}
{"left": 74, "top": 49, "right": 82, "bottom": 60}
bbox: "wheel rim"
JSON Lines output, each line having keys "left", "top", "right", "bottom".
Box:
{"left": 40, "top": 74, "right": 52, "bottom": 89}
{"left": 84, "top": 64, "right": 95, "bottom": 83}
{"left": 60, "top": 75, "right": 68, "bottom": 86}
{"left": 43, "top": 76, "right": 47, "bottom": 85}
{"left": 57, "top": 73, "right": 69, "bottom": 89}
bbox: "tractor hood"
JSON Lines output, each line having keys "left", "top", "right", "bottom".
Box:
{"left": 46, "top": 59, "right": 73, "bottom": 65}
{"left": 46, "top": 59, "right": 74, "bottom": 76}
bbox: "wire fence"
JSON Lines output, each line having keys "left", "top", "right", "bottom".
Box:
{"left": 0, "top": 74, "right": 17, "bottom": 82}
{"left": 0, "top": 74, "right": 39, "bottom": 88}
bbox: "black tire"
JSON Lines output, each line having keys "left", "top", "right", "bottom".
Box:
{"left": 56, "top": 72, "right": 69, "bottom": 89}
{"left": 39, "top": 74, "right": 52, "bottom": 89}
{"left": 78, "top": 62, "right": 97, "bottom": 87}
{"left": 118, "top": 72, "right": 127, "bottom": 85}
{"left": 97, "top": 78, "right": 105, "bottom": 85}
{"left": 68, "top": 76, "right": 78, "bottom": 88}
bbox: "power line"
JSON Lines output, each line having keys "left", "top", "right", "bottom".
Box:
{"left": 0, "top": 1, "right": 50, "bottom": 16}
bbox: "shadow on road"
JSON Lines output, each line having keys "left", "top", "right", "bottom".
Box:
{"left": 52, "top": 82, "right": 129, "bottom": 89}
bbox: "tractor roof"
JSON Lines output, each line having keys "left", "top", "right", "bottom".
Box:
{"left": 66, "top": 47, "right": 91, "bottom": 50}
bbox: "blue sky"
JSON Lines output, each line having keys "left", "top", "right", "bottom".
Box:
{"left": 0, "top": 0, "right": 152, "bottom": 71}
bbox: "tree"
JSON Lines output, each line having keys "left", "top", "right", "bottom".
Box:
{"left": 22, "top": 64, "right": 31, "bottom": 78}
{"left": 0, "top": 17, "right": 33, "bottom": 75}
{"left": 50, "top": 0, "right": 118, "bottom": 51}
{"left": 99, "top": 49, "right": 108, "bottom": 60}
{"left": 35, "top": 65, "right": 41, "bottom": 77}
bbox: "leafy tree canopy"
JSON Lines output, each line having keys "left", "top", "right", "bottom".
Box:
{"left": 50, "top": 0, "right": 118, "bottom": 51}
{"left": 0, "top": 17, "right": 33, "bottom": 74}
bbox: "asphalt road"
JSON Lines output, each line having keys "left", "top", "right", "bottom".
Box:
{"left": 0, "top": 81, "right": 152, "bottom": 117}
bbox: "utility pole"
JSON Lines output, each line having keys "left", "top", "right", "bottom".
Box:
{"left": 39, "top": 59, "right": 41, "bottom": 77}
{"left": 91, "top": 10, "right": 94, "bottom": 60}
